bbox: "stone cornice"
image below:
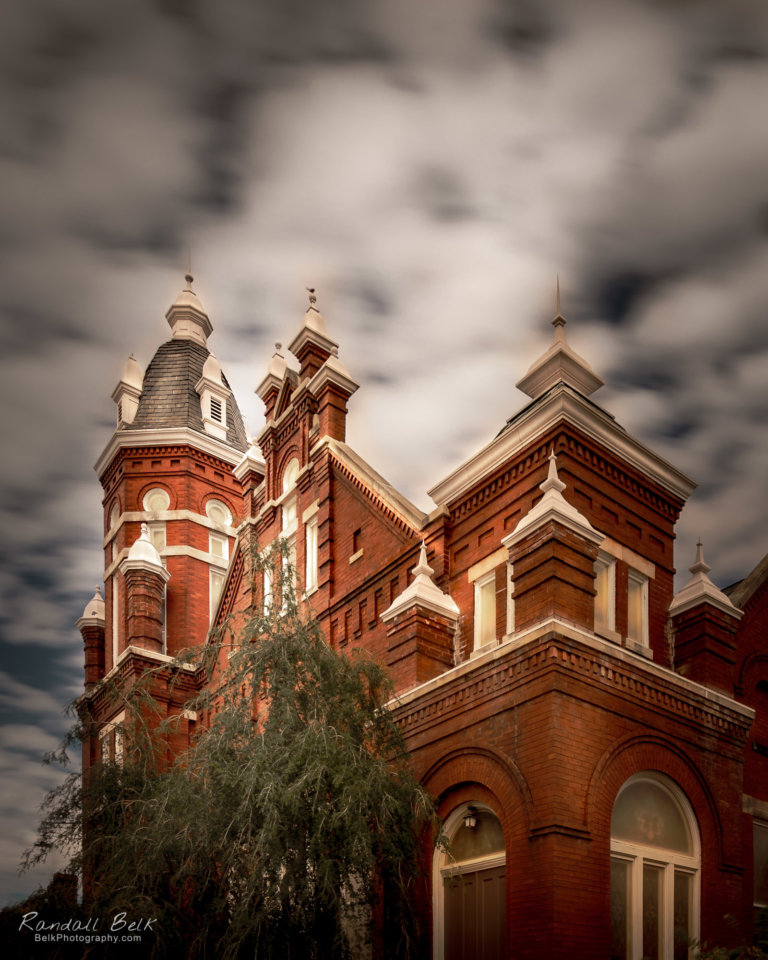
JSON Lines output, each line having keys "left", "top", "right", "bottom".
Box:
{"left": 389, "top": 619, "right": 753, "bottom": 743}
{"left": 428, "top": 384, "right": 696, "bottom": 508}
{"left": 95, "top": 427, "right": 243, "bottom": 478}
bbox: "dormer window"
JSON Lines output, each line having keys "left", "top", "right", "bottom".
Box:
{"left": 195, "top": 353, "right": 231, "bottom": 441}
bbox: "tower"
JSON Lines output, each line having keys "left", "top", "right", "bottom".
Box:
{"left": 79, "top": 275, "right": 255, "bottom": 770}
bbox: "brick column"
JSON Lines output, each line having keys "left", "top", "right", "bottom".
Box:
{"left": 382, "top": 542, "right": 459, "bottom": 693}
{"left": 77, "top": 586, "right": 105, "bottom": 688}
{"left": 120, "top": 523, "right": 171, "bottom": 655}
{"left": 502, "top": 450, "right": 603, "bottom": 634}
{"left": 669, "top": 540, "right": 743, "bottom": 694}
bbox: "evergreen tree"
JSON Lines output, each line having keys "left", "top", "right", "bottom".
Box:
{"left": 24, "top": 545, "right": 438, "bottom": 959}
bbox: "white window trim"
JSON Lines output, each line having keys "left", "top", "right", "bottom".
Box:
{"left": 627, "top": 567, "right": 650, "bottom": 648}
{"left": 210, "top": 568, "right": 225, "bottom": 623}
{"left": 305, "top": 515, "right": 319, "bottom": 593}
{"left": 209, "top": 530, "right": 229, "bottom": 562}
{"left": 506, "top": 561, "right": 515, "bottom": 637}
{"left": 594, "top": 551, "right": 617, "bottom": 640}
{"left": 611, "top": 774, "right": 700, "bottom": 960}
{"left": 473, "top": 570, "right": 497, "bottom": 653}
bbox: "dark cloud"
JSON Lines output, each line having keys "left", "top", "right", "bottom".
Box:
{"left": 488, "top": 0, "right": 557, "bottom": 58}
{"left": 1, "top": 0, "right": 767, "bottom": 907}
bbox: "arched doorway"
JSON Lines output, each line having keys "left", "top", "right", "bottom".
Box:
{"left": 610, "top": 773, "right": 700, "bottom": 960}
{"left": 434, "top": 804, "right": 506, "bottom": 960}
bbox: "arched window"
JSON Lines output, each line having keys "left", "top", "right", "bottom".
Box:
{"left": 281, "top": 458, "right": 300, "bottom": 534}
{"left": 142, "top": 488, "right": 170, "bottom": 552}
{"left": 433, "top": 804, "right": 506, "bottom": 960}
{"left": 611, "top": 773, "right": 700, "bottom": 960}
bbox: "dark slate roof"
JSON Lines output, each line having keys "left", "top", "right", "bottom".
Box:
{"left": 125, "top": 339, "right": 248, "bottom": 452}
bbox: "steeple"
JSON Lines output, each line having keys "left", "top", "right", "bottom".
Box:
{"left": 516, "top": 280, "right": 604, "bottom": 399}
{"left": 166, "top": 273, "right": 213, "bottom": 345}
{"left": 288, "top": 288, "right": 338, "bottom": 380}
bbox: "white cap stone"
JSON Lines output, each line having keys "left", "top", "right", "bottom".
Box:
{"left": 669, "top": 540, "right": 743, "bottom": 619}
{"left": 381, "top": 541, "right": 459, "bottom": 622}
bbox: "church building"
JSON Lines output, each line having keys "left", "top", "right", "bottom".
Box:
{"left": 77, "top": 274, "right": 768, "bottom": 959}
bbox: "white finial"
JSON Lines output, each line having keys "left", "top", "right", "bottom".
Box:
{"left": 690, "top": 538, "right": 711, "bottom": 576}
{"left": 540, "top": 447, "right": 566, "bottom": 495}
{"left": 275, "top": 341, "right": 283, "bottom": 354}
{"left": 307, "top": 287, "right": 318, "bottom": 310}
{"left": 412, "top": 540, "right": 434, "bottom": 579}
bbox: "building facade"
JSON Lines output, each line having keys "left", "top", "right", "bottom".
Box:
{"left": 78, "top": 276, "right": 768, "bottom": 959}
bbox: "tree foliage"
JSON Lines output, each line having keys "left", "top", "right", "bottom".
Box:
{"left": 24, "top": 546, "right": 437, "bottom": 959}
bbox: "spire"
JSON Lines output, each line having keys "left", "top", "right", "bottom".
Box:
{"left": 256, "top": 341, "right": 289, "bottom": 402}
{"left": 381, "top": 541, "right": 459, "bottom": 622}
{"left": 516, "top": 279, "right": 604, "bottom": 400}
{"left": 166, "top": 272, "right": 213, "bottom": 345}
{"left": 669, "top": 539, "right": 742, "bottom": 618}
{"left": 288, "top": 286, "right": 338, "bottom": 379}
{"left": 504, "top": 448, "right": 602, "bottom": 548}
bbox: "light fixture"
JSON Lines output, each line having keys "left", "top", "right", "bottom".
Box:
{"left": 463, "top": 808, "right": 477, "bottom": 830}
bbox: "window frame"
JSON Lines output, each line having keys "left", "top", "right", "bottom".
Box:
{"left": 305, "top": 514, "right": 319, "bottom": 593}
{"left": 209, "top": 568, "right": 225, "bottom": 623}
{"left": 627, "top": 567, "right": 649, "bottom": 647}
{"left": 594, "top": 551, "right": 617, "bottom": 637}
{"left": 611, "top": 774, "right": 700, "bottom": 960}
{"left": 473, "top": 570, "right": 497, "bottom": 652}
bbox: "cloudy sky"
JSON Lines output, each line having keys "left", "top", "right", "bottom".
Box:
{"left": 1, "top": 0, "right": 767, "bottom": 906}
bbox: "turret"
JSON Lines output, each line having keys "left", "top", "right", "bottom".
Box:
{"left": 77, "top": 586, "right": 105, "bottom": 688}
{"left": 120, "top": 523, "right": 170, "bottom": 655}
{"left": 669, "top": 540, "right": 743, "bottom": 693}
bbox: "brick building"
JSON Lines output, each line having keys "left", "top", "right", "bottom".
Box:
{"left": 77, "top": 275, "right": 768, "bottom": 959}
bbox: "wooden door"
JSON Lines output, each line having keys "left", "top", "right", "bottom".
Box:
{"left": 444, "top": 865, "right": 506, "bottom": 960}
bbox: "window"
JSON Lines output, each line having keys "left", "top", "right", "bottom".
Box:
{"left": 210, "top": 569, "right": 225, "bottom": 622}
{"left": 755, "top": 820, "right": 768, "bottom": 914}
{"left": 281, "top": 459, "right": 299, "bottom": 536}
{"left": 111, "top": 576, "right": 119, "bottom": 666}
{"left": 210, "top": 396, "right": 223, "bottom": 423}
{"left": 595, "top": 552, "right": 616, "bottom": 635}
{"left": 209, "top": 531, "right": 228, "bottom": 561}
{"left": 627, "top": 569, "right": 649, "bottom": 646}
{"left": 474, "top": 571, "right": 496, "bottom": 651}
{"left": 263, "top": 567, "right": 273, "bottom": 613}
{"left": 206, "top": 499, "right": 232, "bottom": 526}
{"left": 305, "top": 516, "right": 318, "bottom": 592}
{"left": 148, "top": 522, "right": 166, "bottom": 553}
{"left": 143, "top": 487, "right": 170, "bottom": 512}
{"left": 506, "top": 561, "right": 515, "bottom": 636}
{"left": 611, "top": 774, "right": 700, "bottom": 960}
{"left": 99, "top": 712, "right": 125, "bottom": 763}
